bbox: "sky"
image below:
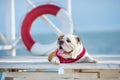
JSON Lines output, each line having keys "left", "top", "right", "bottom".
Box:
{"left": 0, "top": 0, "right": 120, "bottom": 35}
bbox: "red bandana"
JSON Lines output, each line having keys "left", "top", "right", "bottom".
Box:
{"left": 56, "top": 48, "right": 86, "bottom": 63}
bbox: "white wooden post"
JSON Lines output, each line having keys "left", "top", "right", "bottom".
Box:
{"left": 67, "top": 0, "right": 72, "bottom": 16}
{"left": 6, "top": 0, "right": 16, "bottom": 56}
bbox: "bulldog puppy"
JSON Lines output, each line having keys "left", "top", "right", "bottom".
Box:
{"left": 48, "top": 34, "right": 97, "bottom": 64}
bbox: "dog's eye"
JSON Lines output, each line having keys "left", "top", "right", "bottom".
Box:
{"left": 66, "top": 38, "right": 71, "bottom": 43}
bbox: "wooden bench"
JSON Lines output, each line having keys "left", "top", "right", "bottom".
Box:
{"left": 0, "top": 55, "right": 120, "bottom": 80}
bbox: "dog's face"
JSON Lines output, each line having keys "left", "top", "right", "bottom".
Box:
{"left": 57, "top": 34, "right": 83, "bottom": 59}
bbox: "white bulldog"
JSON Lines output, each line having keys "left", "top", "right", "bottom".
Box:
{"left": 48, "top": 34, "right": 97, "bottom": 64}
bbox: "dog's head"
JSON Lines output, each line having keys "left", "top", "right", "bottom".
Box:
{"left": 57, "top": 34, "right": 83, "bottom": 59}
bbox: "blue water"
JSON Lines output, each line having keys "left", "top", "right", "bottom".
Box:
{"left": 78, "top": 31, "right": 120, "bottom": 54}
{"left": 0, "top": 31, "right": 120, "bottom": 56}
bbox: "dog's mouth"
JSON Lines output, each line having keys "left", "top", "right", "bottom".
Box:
{"left": 59, "top": 46, "right": 73, "bottom": 54}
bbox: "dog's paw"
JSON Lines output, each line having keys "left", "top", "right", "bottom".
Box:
{"left": 92, "top": 59, "right": 98, "bottom": 63}
{"left": 54, "top": 59, "right": 60, "bottom": 65}
{"left": 86, "top": 56, "right": 98, "bottom": 63}
{"left": 89, "top": 59, "right": 98, "bottom": 63}
{"left": 51, "top": 57, "right": 60, "bottom": 65}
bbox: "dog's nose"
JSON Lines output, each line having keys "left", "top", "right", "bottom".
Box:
{"left": 59, "top": 41, "right": 64, "bottom": 45}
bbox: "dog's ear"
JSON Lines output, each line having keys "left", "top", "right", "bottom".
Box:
{"left": 76, "top": 36, "right": 80, "bottom": 43}
{"left": 58, "top": 35, "right": 64, "bottom": 41}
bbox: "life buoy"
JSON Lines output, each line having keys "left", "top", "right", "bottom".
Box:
{"left": 21, "top": 4, "right": 74, "bottom": 55}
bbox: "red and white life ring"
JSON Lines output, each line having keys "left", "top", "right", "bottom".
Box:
{"left": 21, "top": 4, "right": 74, "bottom": 55}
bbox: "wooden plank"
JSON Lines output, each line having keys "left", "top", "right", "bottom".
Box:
{"left": 0, "top": 55, "right": 120, "bottom": 70}
{"left": 0, "top": 63, "right": 120, "bottom": 70}
{"left": 5, "top": 77, "right": 13, "bottom": 80}
{"left": 13, "top": 78, "right": 120, "bottom": 80}
{"left": 99, "top": 70, "right": 120, "bottom": 78}
{"left": 4, "top": 70, "right": 120, "bottom": 80}
{"left": 82, "top": 69, "right": 120, "bottom": 78}
{"left": 5, "top": 72, "right": 97, "bottom": 78}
